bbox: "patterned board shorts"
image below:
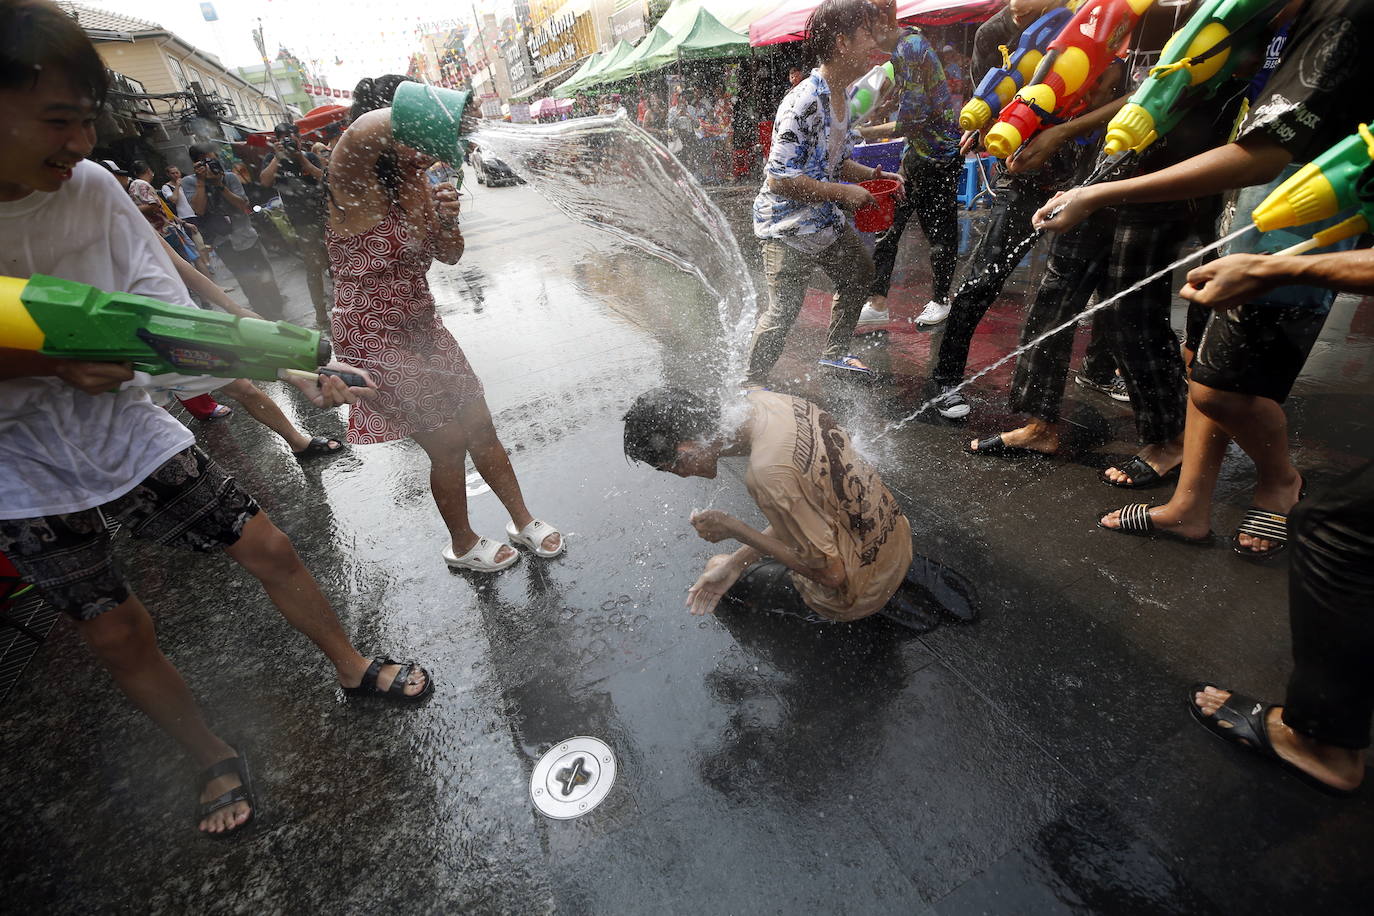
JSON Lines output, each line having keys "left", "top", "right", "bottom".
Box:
{"left": 0, "top": 447, "right": 259, "bottom": 620}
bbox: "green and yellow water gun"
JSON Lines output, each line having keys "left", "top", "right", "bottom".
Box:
{"left": 0, "top": 274, "right": 363, "bottom": 386}
{"left": 1252, "top": 124, "right": 1374, "bottom": 254}
{"left": 1100, "top": 0, "right": 1288, "bottom": 169}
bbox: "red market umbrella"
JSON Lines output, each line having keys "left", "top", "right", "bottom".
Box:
{"left": 749, "top": 0, "right": 1002, "bottom": 47}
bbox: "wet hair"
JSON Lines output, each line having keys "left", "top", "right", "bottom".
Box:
{"left": 131, "top": 159, "right": 151, "bottom": 178}
{"left": 274, "top": 121, "right": 298, "bottom": 136}
{"left": 348, "top": 74, "right": 413, "bottom": 123}
{"left": 623, "top": 387, "right": 720, "bottom": 468}
{"left": 188, "top": 143, "right": 217, "bottom": 162}
{"left": 805, "top": 0, "right": 883, "bottom": 63}
{"left": 337, "top": 73, "right": 416, "bottom": 208}
{"left": 0, "top": 0, "right": 109, "bottom": 106}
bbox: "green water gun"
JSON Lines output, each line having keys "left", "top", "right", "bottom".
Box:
{"left": 1251, "top": 124, "right": 1374, "bottom": 253}
{"left": 0, "top": 274, "right": 364, "bottom": 386}
{"left": 849, "top": 61, "right": 896, "bottom": 122}
{"left": 1099, "top": 0, "right": 1287, "bottom": 170}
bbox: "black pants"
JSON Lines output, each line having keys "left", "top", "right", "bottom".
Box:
{"left": 1007, "top": 208, "right": 1117, "bottom": 423}
{"left": 870, "top": 152, "right": 962, "bottom": 304}
{"left": 1283, "top": 461, "right": 1374, "bottom": 749}
{"left": 294, "top": 221, "right": 330, "bottom": 325}
{"left": 932, "top": 176, "right": 1048, "bottom": 388}
{"left": 1091, "top": 206, "right": 1197, "bottom": 443}
{"left": 214, "top": 240, "right": 285, "bottom": 319}
{"left": 723, "top": 556, "right": 976, "bottom": 629}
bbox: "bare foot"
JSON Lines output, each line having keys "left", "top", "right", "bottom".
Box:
{"left": 1103, "top": 440, "right": 1183, "bottom": 486}
{"left": 969, "top": 423, "right": 1058, "bottom": 455}
{"left": 1192, "top": 686, "right": 1364, "bottom": 792}
{"left": 1237, "top": 470, "right": 1303, "bottom": 554}
{"left": 198, "top": 753, "right": 251, "bottom": 835}
{"left": 1099, "top": 502, "right": 1210, "bottom": 539}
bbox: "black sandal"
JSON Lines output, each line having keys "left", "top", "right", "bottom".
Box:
{"left": 295, "top": 436, "right": 345, "bottom": 461}
{"left": 966, "top": 433, "right": 1053, "bottom": 459}
{"left": 1099, "top": 455, "right": 1179, "bottom": 489}
{"left": 196, "top": 748, "right": 257, "bottom": 837}
{"left": 1186, "top": 683, "right": 1356, "bottom": 798}
{"left": 342, "top": 656, "right": 434, "bottom": 703}
{"left": 1097, "top": 503, "right": 1213, "bottom": 545}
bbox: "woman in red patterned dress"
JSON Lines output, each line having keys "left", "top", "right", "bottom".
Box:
{"left": 325, "top": 75, "right": 563, "bottom": 572}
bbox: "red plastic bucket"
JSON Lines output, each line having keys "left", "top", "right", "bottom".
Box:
{"left": 854, "top": 178, "right": 899, "bottom": 232}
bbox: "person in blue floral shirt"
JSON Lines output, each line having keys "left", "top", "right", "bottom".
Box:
{"left": 854, "top": 24, "right": 963, "bottom": 332}
{"left": 747, "top": 0, "right": 905, "bottom": 386}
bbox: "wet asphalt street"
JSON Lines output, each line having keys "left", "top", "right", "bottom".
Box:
{"left": 2, "top": 162, "right": 1373, "bottom": 914}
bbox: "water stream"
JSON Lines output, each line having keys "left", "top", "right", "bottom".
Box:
{"left": 471, "top": 113, "right": 758, "bottom": 424}
{"left": 428, "top": 112, "right": 1258, "bottom": 449}
{"left": 876, "top": 223, "right": 1258, "bottom": 438}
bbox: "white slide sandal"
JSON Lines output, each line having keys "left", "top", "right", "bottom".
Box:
{"left": 505, "top": 519, "right": 565, "bottom": 558}
{"left": 442, "top": 536, "right": 519, "bottom": 572}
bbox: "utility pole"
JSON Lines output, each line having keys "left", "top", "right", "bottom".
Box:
{"left": 253, "top": 18, "right": 287, "bottom": 122}
{"left": 470, "top": 3, "right": 500, "bottom": 98}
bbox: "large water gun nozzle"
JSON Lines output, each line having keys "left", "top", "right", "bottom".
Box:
{"left": 984, "top": 123, "right": 1022, "bottom": 160}
{"left": 959, "top": 98, "right": 993, "bottom": 133}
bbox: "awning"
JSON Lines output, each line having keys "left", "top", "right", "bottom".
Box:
{"left": 573, "top": 7, "right": 753, "bottom": 91}
{"left": 509, "top": 65, "right": 578, "bottom": 101}
{"left": 554, "top": 40, "right": 637, "bottom": 97}
{"left": 750, "top": 0, "right": 1000, "bottom": 47}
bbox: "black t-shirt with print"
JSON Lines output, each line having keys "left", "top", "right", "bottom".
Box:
{"left": 1242, "top": 0, "right": 1374, "bottom": 161}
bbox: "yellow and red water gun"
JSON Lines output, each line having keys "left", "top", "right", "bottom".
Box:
{"left": 985, "top": 0, "right": 1156, "bottom": 160}
{"left": 960, "top": 3, "right": 1078, "bottom": 133}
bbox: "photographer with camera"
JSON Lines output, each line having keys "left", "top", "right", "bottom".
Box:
{"left": 181, "top": 143, "right": 286, "bottom": 319}
{"left": 260, "top": 122, "right": 330, "bottom": 329}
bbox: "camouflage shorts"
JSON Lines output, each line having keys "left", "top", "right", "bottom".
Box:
{"left": 0, "top": 447, "right": 259, "bottom": 620}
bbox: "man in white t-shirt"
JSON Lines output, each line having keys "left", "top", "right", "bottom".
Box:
{"left": 0, "top": 0, "right": 433, "bottom": 838}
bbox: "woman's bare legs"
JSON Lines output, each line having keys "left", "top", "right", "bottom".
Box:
{"left": 411, "top": 398, "right": 559, "bottom": 556}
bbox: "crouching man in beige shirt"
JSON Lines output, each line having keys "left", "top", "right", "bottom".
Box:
{"left": 623, "top": 387, "right": 977, "bottom": 630}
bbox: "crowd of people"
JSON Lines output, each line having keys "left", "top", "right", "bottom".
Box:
{"left": 1, "top": 0, "right": 1371, "bottom": 848}
{"left": 728, "top": 0, "right": 1373, "bottom": 797}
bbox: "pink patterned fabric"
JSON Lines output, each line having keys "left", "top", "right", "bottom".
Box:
{"left": 328, "top": 209, "right": 483, "bottom": 444}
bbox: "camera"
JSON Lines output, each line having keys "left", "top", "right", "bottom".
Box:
{"left": 279, "top": 136, "right": 299, "bottom": 153}
{"left": 205, "top": 158, "right": 224, "bottom": 175}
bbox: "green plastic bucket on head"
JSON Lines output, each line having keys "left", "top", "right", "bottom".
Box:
{"left": 392, "top": 81, "right": 472, "bottom": 164}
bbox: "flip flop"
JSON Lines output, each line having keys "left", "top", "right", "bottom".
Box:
{"left": 1097, "top": 503, "right": 1213, "bottom": 545}
{"left": 341, "top": 655, "right": 435, "bottom": 704}
{"left": 443, "top": 536, "right": 519, "bottom": 572}
{"left": 505, "top": 518, "right": 565, "bottom": 558}
{"left": 1232, "top": 477, "right": 1305, "bottom": 561}
{"left": 195, "top": 747, "right": 258, "bottom": 838}
{"left": 965, "top": 433, "right": 1053, "bottom": 459}
{"left": 1186, "top": 683, "right": 1356, "bottom": 798}
{"left": 294, "top": 435, "right": 345, "bottom": 461}
{"left": 1099, "top": 455, "right": 1179, "bottom": 489}
{"left": 817, "top": 356, "right": 874, "bottom": 377}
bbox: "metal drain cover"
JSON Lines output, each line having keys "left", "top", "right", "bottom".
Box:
{"left": 530, "top": 736, "right": 616, "bottom": 819}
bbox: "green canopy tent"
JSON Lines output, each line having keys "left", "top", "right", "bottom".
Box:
{"left": 634, "top": 7, "right": 752, "bottom": 72}
{"left": 700, "top": 0, "right": 789, "bottom": 33}
{"left": 550, "top": 49, "right": 603, "bottom": 96}
{"left": 578, "top": 7, "right": 752, "bottom": 90}
{"left": 592, "top": 24, "right": 674, "bottom": 85}
{"left": 554, "top": 40, "right": 636, "bottom": 97}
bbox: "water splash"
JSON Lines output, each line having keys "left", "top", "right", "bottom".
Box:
{"left": 471, "top": 114, "right": 758, "bottom": 426}
{"left": 875, "top": 222, "right": 1258, "bottom": 439}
